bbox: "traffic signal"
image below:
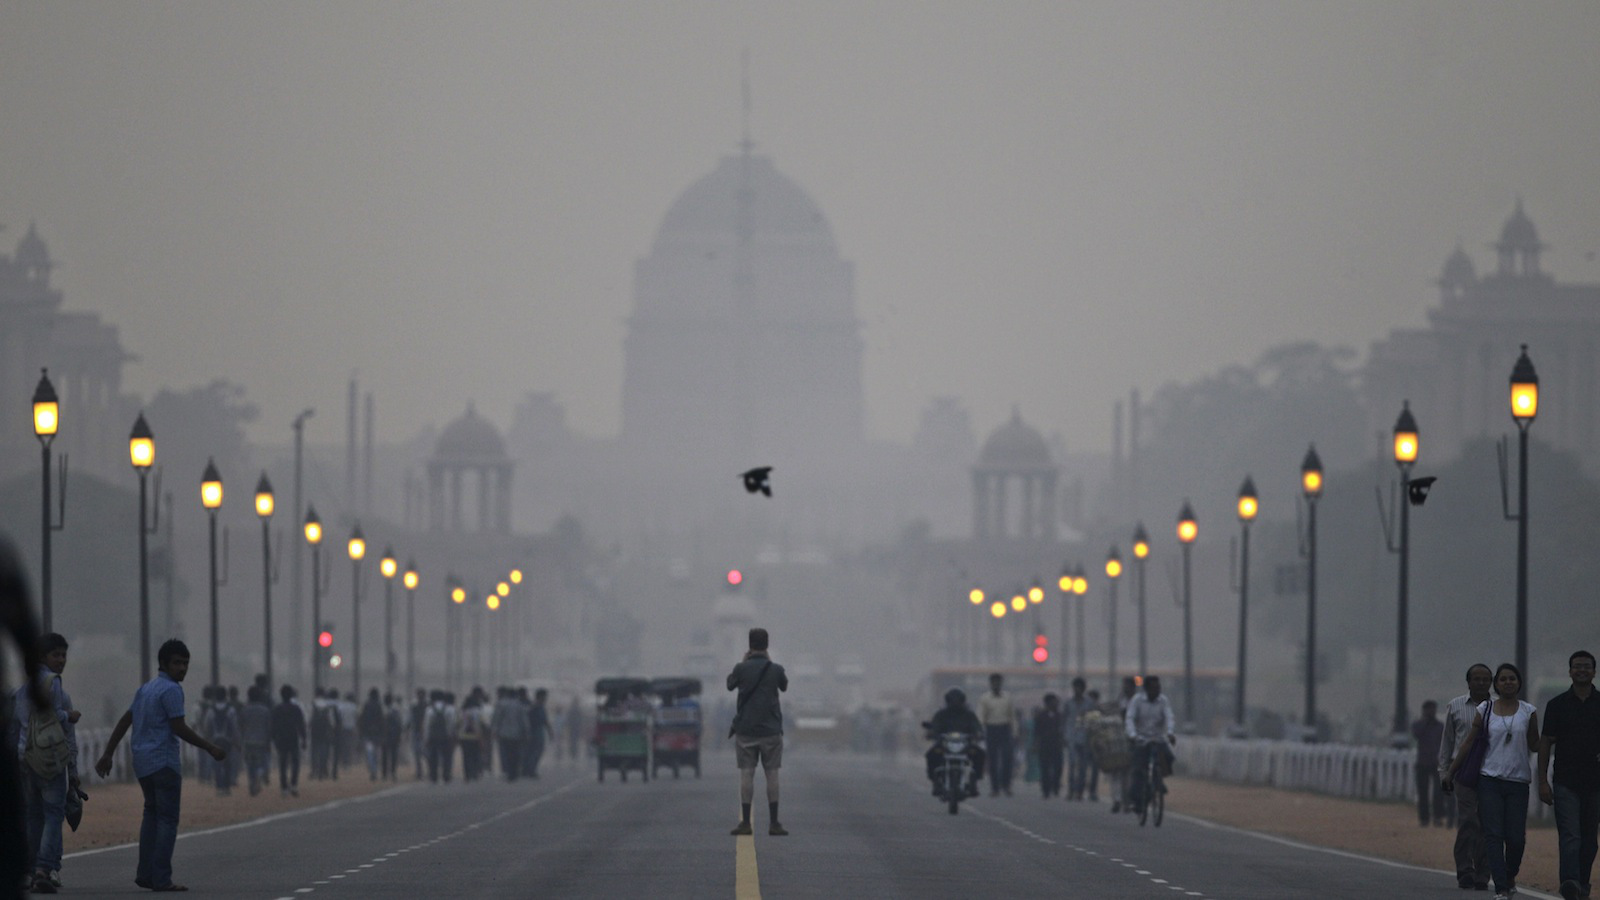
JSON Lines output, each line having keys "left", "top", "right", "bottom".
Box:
{"left": 1032, "top": 633, "right": 1049, "bottom": 664}
{"left": 318, "top": 630, "right": 333, "bottom": 649}
{"left": 726, "top": 569, "right": 743, "bottom": 589}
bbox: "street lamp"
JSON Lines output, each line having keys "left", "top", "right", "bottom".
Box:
{"left": 1071, "top": 565, "right": 1088, "bottom": 682}
{"left": 380, "top": 546, "right": 397, "bottom": 693}
{"left": 201, "top": 459, "right": 224, "bottom": 687}
{"left": 1105, "top": 546, "right": 1122, "bottom": 697}
{"left": 32, "top": 369, "right": 64, "bottom": 632}
{"left": 304, "top": 506, "right": 324, "bottom": 693}
{"left": 1509, "top": 346, "right": 1538, "bottom": 686}
{"left": 290, "top": 408, "right": 314, "bottom": 687}
{"left": 403, "top": 559, "right": 419, "bottom": 696}
{"left": 1234, "top": 476, "right": 1258, "bottom": 734}
{"left": 450, "top": 579, "right": 466, "bottom": 687}
{"left": 348, "top": 524, "right": 365, "bottom": 694}
{"left": 1132, "top": 523, "right": 1150, "bottom": 678}
{"left": 1301, "top": 446, "right": 1323, "bottom": 736}
{"left": 1177, "top": 500, "right": 1197, "bottom": 728}
{"left": 255, "top": 473, "right": 277, "bottom": 691}
{"left": 130, "top": 413, "right": 158, "bottom": 681}
{"left": 1391, "top": 402, "right": 1418, "bottom": 740}
{"left": 1057, "top": 567, "right": 1073, "bottom": 681}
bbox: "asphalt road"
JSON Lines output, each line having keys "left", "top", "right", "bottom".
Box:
{"left": 61, "top": 751, "right": 1523, "bottom": 899}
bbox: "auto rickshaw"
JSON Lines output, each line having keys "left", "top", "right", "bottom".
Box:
{"left": 649, "top": 677, "right": 702, "bottom": 779}
{"left": 594, "top": 677, "right": 651, "bottom": 782}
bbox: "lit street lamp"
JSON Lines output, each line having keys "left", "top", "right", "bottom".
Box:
{"left": 130, "top": 413, "right": 158, "bottom": 681}
{"left": 348, "top": 524, "right": 365, "bottom": 694}
{"left": 1509, "top": 346, "right": 1538, "bottom": 684}
{"left": 381, "top": 546, "right": 398, "bottom": 693}
{"left": 1300, "top": 446, "right": 1323, "bottom": 735}
{"left": 1071, "top": 565, "right": 1088, "bottom": 682}
{"left": 32, "top": 369, "right": 64, "bottom": 632}
{"left": 404, "top": 559, "right": 419, "bottom": 697}
{"left": 1391, "top": 402, "right": 1419, "bottom": 740}
{"left": 1234, "top": 477, "right": 1258, "bottom": 734}
{"left": 255, "top": 473, "right": 277, "bottom": 690}
{"left": 1132, "top": 524, "right": 1150, "bottom": 678}
{"left": 1057, "top": 568, "right": 1073, "bottom": 680}
{"left": 967, "top": 587, "right": 985, "bottom": 664}
{"left": 1104, "top": 547, "right": 1122, "bottom": 697}
{"left": 1177, "top": 501, "right": 1198, "bottom": 727}
{"left": 304, "top": 506, "right": 324, "bottom": 693}
{"left": 449, "top": 578, "right": 466, "bottom": 686}
{"left": 201, "top": 459, "right": 225, "bottom": 687}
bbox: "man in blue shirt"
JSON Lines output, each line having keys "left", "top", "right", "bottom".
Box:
{"left": 94, "top": 639, "right": 227, "bottom": 892}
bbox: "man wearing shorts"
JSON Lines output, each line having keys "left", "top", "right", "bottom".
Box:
{"left": 727, "top": 627, "right": 789, "bottom": 836}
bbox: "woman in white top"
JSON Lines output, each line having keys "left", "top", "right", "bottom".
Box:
{"left": 1443, "top": 663, "right": 1540, "bottom": 900}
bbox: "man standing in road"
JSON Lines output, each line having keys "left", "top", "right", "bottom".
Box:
{"left": 1413, "top": 700, "right": 1448, "bottom": 827}
{"left": 1442, "top": 663, "right": 1495, "bottom": 890}
{"left": 1062, "top": 678, "right": 1094, "bottom": 801}
{"left": 95, "top": 639, "right": 228, "bottom": 893}
{"left": 1539, "top": 650, "right": 1600, "bottom": 900}
{"left": 727, "top": 627, "right": 788, "bottom": 836}
{"left": 978, "top": 673, "right": 1018, "bottom": 796}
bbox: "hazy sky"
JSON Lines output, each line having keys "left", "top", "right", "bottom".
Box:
{"left": 3, "top": 2, "right": 1598, "bottom": 452}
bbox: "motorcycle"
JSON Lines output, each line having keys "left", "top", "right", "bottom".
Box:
{"left": 928, "top": 729, "right": 978, "bottom": 815}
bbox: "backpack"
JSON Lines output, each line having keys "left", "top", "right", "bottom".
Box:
{"left": 427, "top": 706, "right": 450, "bottom": 744}
{"left": 23, "top": 677, "right": 71, "bottom": 778}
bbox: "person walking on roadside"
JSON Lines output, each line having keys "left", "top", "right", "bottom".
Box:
{"left": 409, "top": 689, "right": 428, "bottom": 780}
{"left": 1538, "top": 650, "right": 1600, "bottom": 900}
{"left": 978, "top": 673, "right": 1018, "bottom": 797}
{"left": 358, "top": 688, "right": 384, "bottom": 781}
{"left": 1413, "top": 700, "right": 1448, "bottom": 827}
{"left": 1444, "top": 663, "right": 1540, "bottom": 900}
{"left": 204, "top": 686, "right": 240, "bottom": 797}
{"left": 1443, "top": 663, "right": 1495, "bottom": 890}
{"left": 1063, "top": 678, "right": 1093, "bottom": 801}
{"left": 524, "top": 688, "right": 555, "bottom": 779}
{"left": 424, "top": 690, "right": 456, "bottom": 784}
{"left": 382, "top": 694, "right": 404, "bottom": 781}
{"left": 490, "top": 686, "right": 528, "bottom": 781}
{"left": 238, "top": 686, "right": 273, "bottom": 797}
{"left": 1032, "top": 693, "right": 1065, "bottom": 799}
{"left": 271, "top": 685, "right": 306, "bottom": 797}
{"left": 95, "top": 639, "right": 228, "bottom": 893}
{"left": 9, "top": 633, "right": 79, "bottom": 894}
{"left": 727, "top": 627, "right": 789, "bottom": 836}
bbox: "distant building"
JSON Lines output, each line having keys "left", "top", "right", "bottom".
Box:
{"left": 1365, "top": 203, "right": 1600, "bottom": 468}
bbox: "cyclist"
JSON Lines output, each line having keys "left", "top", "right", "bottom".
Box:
{"left": 1124, "top": 676, "right": 1177, "bottom": 815}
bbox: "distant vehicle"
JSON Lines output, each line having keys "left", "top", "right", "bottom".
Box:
{"left": 649, "top": 677, "right": 702, "bottom": 779}
{"left": 594, "top": 677, "right": 651, "bottom": 783}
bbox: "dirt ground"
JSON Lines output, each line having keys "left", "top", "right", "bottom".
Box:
{"left": 64, "top": 772, "right": 403, "bottom": 854}
{"left": 1168, "top": 776, "right": 1562, "bottom": 895}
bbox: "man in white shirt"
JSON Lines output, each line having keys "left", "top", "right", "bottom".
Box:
{"left": 1125, "top": 676, "right": 1177, "bottom": 815}
{"left": 977, "top": 673, "right": 1019, "bottom": 796}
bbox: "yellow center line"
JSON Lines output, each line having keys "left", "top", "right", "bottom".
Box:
{"left": 735, "top": 833, "right": 762, "bottom": 899}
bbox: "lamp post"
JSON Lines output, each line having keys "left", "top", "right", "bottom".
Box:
{"left": 404, "top": 560, "right": 419, "bottom": 697}
{"left": 1392, "top": 402, "right": 1419, "bottom": 739}
{"left": 987, "top": 596, "right": 1006, "bottom": 664}
{"left": 304, "top": 507, "right": 324, "bottom": 693}
{"left": 1072, "top": 566, "right": 1088, "bottom": 682}
{"left": 1177, "top": 501, "right": 1198, "bottom": 728}
{"left": 380, "top": 547, "right": 397, "bottom": 693}
{"left": 1234, "top": 477, "right": 1258, "bottom": 733}
{"left": 1509, "top": 346, "right": 1538, "bottom": 684}
{"left": 32, "top": 369, "right": 60, "bottom": 632}
{"left": 1300, "top": 447, "right": 1323, "bottom": 735}
{"left": 290, "top": 409, "right": 314, "bottom": 687}
{"left": 509, "top": 568, "right": 524, "bottom": 678}
{"left": 201, "top": 459, "right": 224, "bottom": 687}
{"left": 967, "top": 588, "right": 985, "bottom": 665}
{"left": 255, "top": 473, "right": 276, "bottom": 690}
{"left": 1057, "top": 568, "right": 1073, "bottom": 681}
{"left": 130, "top": 414, "right": 157, "bottom": 681}
{"left": 449, "top": 580, "right": 466, "bottom": 687}
{"left": 348, "top": 525, "right": 366, "bottom": 694}
{"left": 495, "top": 580, "right": 510, "bottom": 681}
{"left": 1104, "top": 547, "right": 1122, "bottom": 697}
{"left": 1132, "top": 524, "right": 1150, "bottom": 678}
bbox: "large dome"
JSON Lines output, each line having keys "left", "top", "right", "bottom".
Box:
{"left": 1498, "top": 200, "right": 1542, "bottom": 250}
{"left": 433, "top": 404, "right": 507, "bottom": 463}
{"left": 652, "top": 154, "right": 835, "bottom": 251}
{"left": 978, "top": 409, "right": 1053, "bottom": 471}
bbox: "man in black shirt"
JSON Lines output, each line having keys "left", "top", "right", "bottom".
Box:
{"left": 1539, "top": 650, "right": 1600, "bottom": 900}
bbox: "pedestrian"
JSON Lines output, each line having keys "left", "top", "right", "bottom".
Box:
{"left": 335, "top": 692, "right": 358, "bottom": 776}
{"left": 424, "top": 690, "right": 456, "bottom": 784}
{"left": 271, "top": 685, "right": 306, "bottom": 797}
{"left": 490, "top": 686, "right": 527, "bottom": 781}
{"left": 358, "top": 688, "right": 384, "bottom": 781}
{"left": 204, "top": 686, "right": 240, "bottom": 797}
{"left": 9, "top": 632, "right": 79, "bottom": 894}
{"left": 977, "top": 673, "right": 1018, "bottom": 797}
{"left": 226, "top": 685, "right": 245, "bottom": 789}
{"left": 1084, "top": 689, "right": 1103, "bottom": 801}
{"left": 95, "top": 639, "right": 228, "bottom": 892}
{"left": 525, "top": 688, "right": 555, "bottom": 779}
{"left": 409, "top": 689, "right": 428, "bottom": 781}
{"left": 567, "top": 699, "right": 584, "bottom": 762}
{"left": 309, "top": 689, "right": 336, "bottom": 780}
{"left": 238, "top": 686, "right": 273, "bottom": 797}
{"left": 0, "top": 537, "right": 47, "bottom": 900}
{"left": 1032, "top": 693, "right": 1065, "bottom": 799}
{"left": 1413, "top": 700, "right": 1448, "bottom": 827}
{"left": 727, "top": 627, "right": 789, "bottom": 836}
{"left": 1442, "top": 663, "right": 1495, "bottom": 890}
{"left": 382, "top": 694, "right": 404, "bottom": 781}
{"left": 458, "top": 693, "right": 485, "bottom": 781}
{"left": 1538, "top": 650, "right": 1600, "bottom": 900}
{"left": 1063, "top": 678, "right": 1093, "bottom": 801}
{"left": 1443, "top": 662, "right": 1540, "bottom": 900}
{"left": 1109, "top": 676, "right": 1139, "bottom": 813}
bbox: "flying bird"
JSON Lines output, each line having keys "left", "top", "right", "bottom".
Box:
{"left": 740, "top": 467, "right": 773, "bottom": 497}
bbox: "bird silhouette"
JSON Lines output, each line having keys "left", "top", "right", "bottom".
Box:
{"left": 740, "top": 467, "right": 773, "bottom": 497}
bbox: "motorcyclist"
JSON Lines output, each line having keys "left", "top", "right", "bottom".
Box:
{"left": 924, "top": 688, "right": 986, "bottom": 798}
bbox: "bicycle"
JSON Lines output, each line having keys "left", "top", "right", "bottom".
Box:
{"left": 1133, "top": 738, "right": 1167, "bottom": 828}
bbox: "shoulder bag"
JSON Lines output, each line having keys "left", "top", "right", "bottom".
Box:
{"left": 728, "top": 661, "right": 772, "bottom": 740}
{"left": 1454, "top": 700, "right": 1492, "bottom": 789}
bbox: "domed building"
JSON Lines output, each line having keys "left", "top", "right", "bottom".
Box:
{"left": 972, "top": 409, "right": 1058, "bottom": 541}
{"left": 426, "top": 404, "right": 514, "bottom": 533}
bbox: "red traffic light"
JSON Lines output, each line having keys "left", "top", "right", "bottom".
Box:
{"left": 318, "top": 631, "right": 333, "bottom": 648}
{"left": 1032, "top": 646, "right": 1049, "bottom": 664}
{"left": 1034, "top": 633, "right": 1048, "bottom": 647}
{"left": 726, "top": 569, "right": 743, "bottom": 587}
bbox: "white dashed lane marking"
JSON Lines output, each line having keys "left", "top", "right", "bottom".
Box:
{"left": 966, "top": 804, "right": 1210, "bottom": 899}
